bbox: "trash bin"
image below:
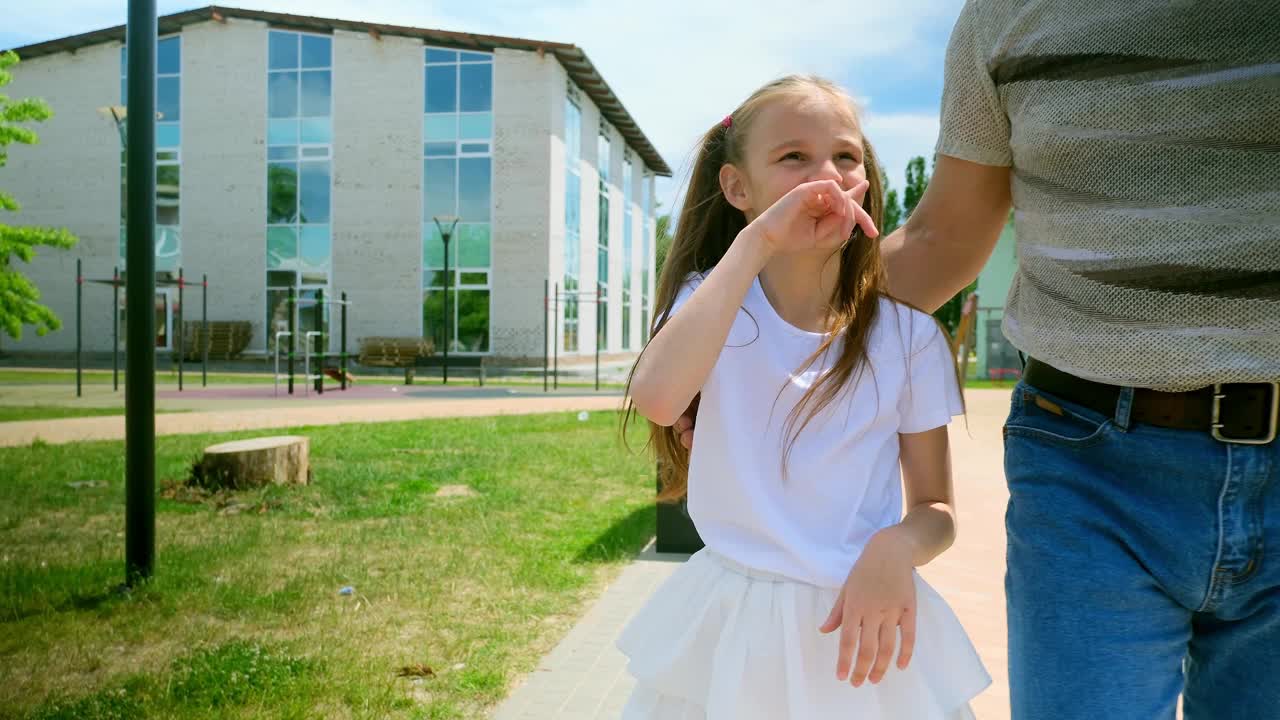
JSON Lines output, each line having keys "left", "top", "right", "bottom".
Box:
{"left": 655, "top": 465, "right": 703, "bottom": 554}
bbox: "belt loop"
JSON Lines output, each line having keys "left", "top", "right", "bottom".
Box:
{"left": 1114, "top": 386, "right": 1135, "bottom": 431}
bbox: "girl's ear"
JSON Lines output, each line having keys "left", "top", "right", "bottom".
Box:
{"left": 719, "top": 163, "right": 751, "bottom": 213}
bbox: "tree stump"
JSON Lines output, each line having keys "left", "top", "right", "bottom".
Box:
{"left": 191, "top": 436, "right": 311, "bottom": 490}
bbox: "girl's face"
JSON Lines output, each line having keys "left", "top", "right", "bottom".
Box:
{"left": 721, "top": 93, "right": 867, "bottom": 224}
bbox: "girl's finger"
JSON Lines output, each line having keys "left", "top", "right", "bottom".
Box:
{"left": 843, "top": 179, "right": 870, "bottom": 204}
{"left": 897, "top": 607, "right": 917, "bottom": 670}
{"left": 851, "top": 200, "right": 879, "bottom": 239}
{"left": 836, "top": 615, "right": 860, "bottom": 681}
{"left": 819, "top": 587, "right": 846, "bottom": 634}
{"left": 850, "top": 619, "right": 879, "bottom": 687}
{"left": 868, "top": 618, "right": 898, "bottom": 684}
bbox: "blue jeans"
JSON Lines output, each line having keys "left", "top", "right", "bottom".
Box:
{"left": 1003, "top": 380, "right": 1280, "bottom": 719}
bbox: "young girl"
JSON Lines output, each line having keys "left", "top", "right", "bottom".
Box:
{"left": 618, "top": 76, "right": 990, "bottom": 719}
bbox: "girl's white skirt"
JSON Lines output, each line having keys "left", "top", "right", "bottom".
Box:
{"left": 616, "top": 549, "right": 990, "bottom": 719}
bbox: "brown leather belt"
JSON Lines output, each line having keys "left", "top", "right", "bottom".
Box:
{"left": 1022, "top": 359, "right": 1279, "bottom": 445}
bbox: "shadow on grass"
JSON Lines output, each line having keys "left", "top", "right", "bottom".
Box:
{"left": 572, "top": 504, "right": 655, "bottom": 564}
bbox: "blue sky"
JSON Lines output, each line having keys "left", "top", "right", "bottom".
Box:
{"left": 3, "top": 0, "right": 965, "bottom": 213}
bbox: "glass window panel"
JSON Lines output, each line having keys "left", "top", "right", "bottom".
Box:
{"left": 299, "top": 224, "right": 330, "bottom": 270}
{"left": 300, "top": 71, "right": 330, "bottom": 116}
{"left": 457, "top": 224, "right": 490, "bottom": 267}
{"left": 121, "top": 78, "right": 127, "bottom": 105}
{"left": 266, "top": 289, "right": 293, "bottom": 349}
{"left": 565, "top": 100, "right": 581, "bottom": 161}
{"left": 268, "top": 162, "right": 298, "bottom": 224}
{"left": 268, "top": 270, "right": 295, "bottom": 287}
{"left": 158, "top": 37, "right": 181, "bottom": 75}
{"left": 456, "top": 289, "right": 490, "bottom": 352}
{"left": 424, "top": 158, "right": 457, "bottom": 222}
{"left": 425, "top": 65, "right": 457, "bottom": 113}
{"left": 566, "top": 173, "right": 581, "bottom": 227}
{"left": 267, "top": 226, "right": 298, "bottom": 269}
{"left": 268, "top": 118, "right": 298, "bottom": 146}
{"left": 422, "top": 290, "right": 448, "bottom": 351}
{"left": 300, "top": 117, "right": 331, "bottom": 144}
{"left": 422, "top": 224, "right": 454, "bottom": 268}
{"left": 459, "top": 63, "right": 492, "bottom": 112}
{"left": 598, "top": 135, "right": 611, "bottom": 182}
{"left": 424, "top": 114, "right": 457, "bottom": 142}
{"left": 459, "top": 113, "right": 491, "bottom": 140}
{"left": 426, "top": 48, "right": 457, "bottom": 63}
{"left": 269, "top": 146, "right": 298, "bottom": 161}
{"left": 157, "top": 76, "right": 180, "bottom": 122}
{"left": 300, "top": 35, "right": 331, "bottom": 69}
{"left": 156, "top": 226, "right": 181, "bottom": 267}
{"left": 269, "top": 31, "right": 298, "bottom": 70}
{"left": 301, "top": 271, "right": 329, "bottom": 286}
{"left": 301, "top": 146, "right": 329, "bottom": 158}
{"left": 423, "top": 270, "right": 446, "bottom": 288}
{"left": 458, "top": 158, "right": 490, "bottom": 223}
{"left": 299, "top": 162, "right": 330, "bottom": 224}
{"left": 156, "top": 122, "right": 181, "bottom": 149}
{"left": 424, "top": 142, "right": 454, "bottom": 157}
{"left": 297, "top": 290, "right": 327, "bottom": 343}
{"left": 268, "top": 71, "right": 298, "bottom": 118}
{"left": 120, "top": 47, "right": 127, "bottom": 76}
{"left": 460, "top": 142, "right": 488, "bottom": 154}
{"left": 460, "top": 272, "right": 488, "bottom": 286}
{"left": 156, "top": 165, "right": 180, "bottom": 225}
{"left": 157, "top": 150, "right": 179, "bottom": 162}
{"left": 459, "top": 52, "right": 491, "bottom": 63}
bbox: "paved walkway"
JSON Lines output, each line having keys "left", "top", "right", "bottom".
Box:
{"left": 492, "top": 389, "right": 1015, "bottom": 720}
{"left": 0, "top": 384, "right": 627, "bottom": 447}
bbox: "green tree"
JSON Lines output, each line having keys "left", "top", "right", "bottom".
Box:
{"left": 654, "top": 213, "right": 673, "bottom": 278}
{"left": 902, "top": 156, "right": 929, "bottom": 217}
{"left": 882, "top": 187, "right": 904, "bottom": 235}
{"left": 0, "top": 51, "right": 77, "bottom": 345}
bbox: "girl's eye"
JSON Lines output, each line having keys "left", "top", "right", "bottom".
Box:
{"left": 837, "top": 153, "right": 861, "bottom": 163}
{"left": 781, "top": 152, "right": 804, "bottom": 161}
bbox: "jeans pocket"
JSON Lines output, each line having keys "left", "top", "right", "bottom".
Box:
{"left": 1004, "top": 384, "right": 1114, "bottom": 448}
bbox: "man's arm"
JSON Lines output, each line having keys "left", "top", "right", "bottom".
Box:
{"left": 881, "top": 155, "right": 1012, "bottom": 312}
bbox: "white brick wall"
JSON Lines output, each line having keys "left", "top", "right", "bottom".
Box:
{"left": 492, "top": 48, "right": 557, "bottom": 359}
{"left": 183, "top": 18, "right": 269, "bottom": 352}
{"left": 331, "top": 29, "right": 423, "bottom": 349}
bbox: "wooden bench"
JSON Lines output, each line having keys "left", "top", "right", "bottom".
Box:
{"left": 356, "top": 337, "right": 489, "bottom": 385}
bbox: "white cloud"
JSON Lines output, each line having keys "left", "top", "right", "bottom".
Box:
{"left": 10, "top": 0, "right": 958, "bottom": 210}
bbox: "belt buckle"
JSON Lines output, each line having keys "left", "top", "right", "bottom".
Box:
{"left": 1211, "top": 382, "right": 1279, "bottom": 445}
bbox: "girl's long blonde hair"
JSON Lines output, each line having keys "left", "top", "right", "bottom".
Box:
{"left": 625, "top": 75, "right": 893, "bottom": 502}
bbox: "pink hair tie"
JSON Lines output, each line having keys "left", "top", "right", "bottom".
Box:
{"left": 721, "top": 115, "right": 733, "bottom": 129}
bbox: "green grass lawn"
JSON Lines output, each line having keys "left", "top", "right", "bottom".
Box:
{"left": 0, "top": 411, "right": 656, "bottom": 719}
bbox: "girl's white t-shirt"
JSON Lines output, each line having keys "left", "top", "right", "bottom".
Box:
{"left": 671, "top": 272, "right": 964, "bottom": 589}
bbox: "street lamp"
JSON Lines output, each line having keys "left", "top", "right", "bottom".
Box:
{"left": 432, "top": 215, "right": 459, "bottom": 384}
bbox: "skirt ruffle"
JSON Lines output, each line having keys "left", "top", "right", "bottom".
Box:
{"left": 616, "top": 549, "right": 990, "bottom": 719}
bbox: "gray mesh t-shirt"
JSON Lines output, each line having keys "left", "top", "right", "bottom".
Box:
{"left": 936, "top": 0, "right": 1279, "bottom": 391}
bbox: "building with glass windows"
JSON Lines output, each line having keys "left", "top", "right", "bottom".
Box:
{"left": 4, "top": 6, "right": 669, "bottom": 364}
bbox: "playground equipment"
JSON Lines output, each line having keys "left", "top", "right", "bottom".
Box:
{"left": 543, "top": 280, "right": 612, "bottom": 392}
{"left": 75, "top": 259, "right": 211, "bottom": 397}
{"left": 272, "top": 287, "right": 352, "bottom": 396}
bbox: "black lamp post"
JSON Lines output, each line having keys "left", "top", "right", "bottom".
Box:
{"left": 432, "top": 215, "right": 459, "bottom": 384}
